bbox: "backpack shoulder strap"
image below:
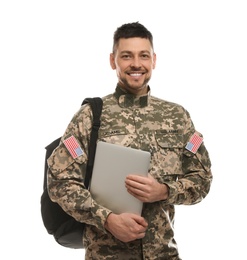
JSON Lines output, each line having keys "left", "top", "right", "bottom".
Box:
{"left": 82, "top": 97, "right": 103, "bottom": 188}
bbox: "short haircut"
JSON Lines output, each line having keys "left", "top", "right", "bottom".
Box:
{"left": 112, "top": 22, "right": 153, "bottom": 53}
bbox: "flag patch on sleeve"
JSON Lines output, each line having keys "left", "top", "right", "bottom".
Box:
{"left": 63, "top": 135, "right": 83, "bottom": 159}
{"left": 185, "top": 132, "right": 203, "bottom": 154}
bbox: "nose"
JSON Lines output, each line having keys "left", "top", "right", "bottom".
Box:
{"left": 130, "top": 56, "right": 141, "bottom": 68}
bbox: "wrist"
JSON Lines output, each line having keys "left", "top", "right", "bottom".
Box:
{"left": 104, "top": 212, "right": 114, "bottom": 230}
{"left": 161, "top": 183, "right": 169, "bottom": 200}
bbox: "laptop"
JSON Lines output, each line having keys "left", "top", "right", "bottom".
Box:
{"left": 89, "top": 141, "right": 151, "bottom": 215}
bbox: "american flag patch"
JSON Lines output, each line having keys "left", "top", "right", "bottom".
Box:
{"left": 63, "top": 136, "right": 83, "bottom": 159}
{"left": 185, "top": 133, "right": 203, "bottom": 154}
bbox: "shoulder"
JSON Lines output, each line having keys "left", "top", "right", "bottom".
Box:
{"left": 150, "top": 95, "right": 188, "bottom": 114}
{"left": 102, "top": 93, "right": 116, "bottom": 105}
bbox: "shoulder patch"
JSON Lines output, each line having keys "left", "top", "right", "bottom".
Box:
{"left": 63, "top": 135, "right": 83, "bottom": 159}
{"left": 185, "top": 132, "right": 203, "bottom": 154}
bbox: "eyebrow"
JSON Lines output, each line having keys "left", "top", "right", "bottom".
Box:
{"left": 120, "top": 50, "right": 151, "bottom": 54}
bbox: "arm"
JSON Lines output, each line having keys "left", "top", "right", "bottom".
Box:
{"left": 165, "top": 140, "right": 213, "bottom": 205}
{"left": 162, "top": 109, "right": 213, "bottom": 205}
{"left": 47, "top": 104, "right": 111, "bottom": 232}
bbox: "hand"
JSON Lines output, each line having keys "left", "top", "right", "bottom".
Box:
{"left": 125, "top": 174, "right": 169, "bottom": 203}
{"left": 104, "top": 213, "right": 148, "bottom": 242}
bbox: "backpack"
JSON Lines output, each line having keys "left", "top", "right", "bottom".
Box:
{"left": 41, "top": 97, "right": 103, "bottom": 249}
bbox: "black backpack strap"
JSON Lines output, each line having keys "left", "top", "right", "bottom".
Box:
{"left": 82, "top": 97, "right": 103, "bottom": 188}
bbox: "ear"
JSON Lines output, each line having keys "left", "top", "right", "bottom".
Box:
{"left": 110, "top": 53, "right": 116, "bottom": 70}
{"left": 152, "top": 53, "right": 157, "bottom": 69}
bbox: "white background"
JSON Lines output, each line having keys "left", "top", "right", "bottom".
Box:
{"left": 1, "top": 1, "right": 246, "bottom": 259}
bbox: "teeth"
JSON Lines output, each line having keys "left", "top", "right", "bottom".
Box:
{"left": 130, "top": 73, "right": 142, "bottom": 76}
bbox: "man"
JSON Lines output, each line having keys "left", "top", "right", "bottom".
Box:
{"left": 47, "top": 22, "right": 212, "bottom": 259}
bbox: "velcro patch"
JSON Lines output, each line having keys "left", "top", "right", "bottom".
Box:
{"left": 185, "top": 132, "right": 203, "bottom": 154}
{"left": 63, "top": 135, "right": 83, "bottom": 159}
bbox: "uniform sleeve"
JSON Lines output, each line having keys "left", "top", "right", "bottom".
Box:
{"left": 47, "top": 105, "right": 112, "bottom": 232}
{"left": 163, "top": 110, "right": 213, "bottom": 205}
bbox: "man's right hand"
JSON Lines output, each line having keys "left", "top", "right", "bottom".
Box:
{"left": 104, "top": 212, "right": 148, "bottom": 242}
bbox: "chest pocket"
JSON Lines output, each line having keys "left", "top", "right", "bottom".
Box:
{"left": 99, "top": 128, "right": 135, "bottom": 147}
{"left": 155, "top": 133, "right": 184, "bottom": 150}
{"left": 152, "top": 132, "right": 184, "bottom": 176}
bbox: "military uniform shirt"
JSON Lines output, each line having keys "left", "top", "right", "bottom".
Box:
{"left": 47, "top": 85, "right": 212, "bottom": 260}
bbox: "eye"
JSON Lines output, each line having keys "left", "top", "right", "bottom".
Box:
{"left": 121, "top": 54, "right": 131, "bottom": 59}
{"left": 141, "top": 54, "right": 150, "bottom": 59}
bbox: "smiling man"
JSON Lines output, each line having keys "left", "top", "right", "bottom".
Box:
{"left": 110, "top": 36, "right": 156, "bottom": 95}
{"left": 47, "top": 22, "right": 213, "bottom": 259}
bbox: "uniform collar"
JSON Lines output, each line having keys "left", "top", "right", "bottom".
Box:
{"left": 114, "top": 85, "right": 150, "bottom": 108}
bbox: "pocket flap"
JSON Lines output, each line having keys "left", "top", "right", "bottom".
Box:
{"left": 155, "top": 132, "right": 184, "bottom": 148}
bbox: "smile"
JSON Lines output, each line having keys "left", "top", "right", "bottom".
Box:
{"left": 128, "top": 73, "right": 144, "bottom": 77}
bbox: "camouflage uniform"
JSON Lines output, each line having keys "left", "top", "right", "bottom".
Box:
{"left": 47, "top": 85, "right": 212, "bottom": 260}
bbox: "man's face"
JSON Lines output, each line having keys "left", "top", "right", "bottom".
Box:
{"left": 110, "top": 37, "right": 156, "bottom": 95}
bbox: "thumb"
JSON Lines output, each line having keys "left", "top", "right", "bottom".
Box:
{"left": 133, "top": 215, "right": 148, "bottom": 227}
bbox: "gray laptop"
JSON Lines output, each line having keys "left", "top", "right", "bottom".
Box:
{"left": 89, "top": 141, "right": 151, "bottom": 215}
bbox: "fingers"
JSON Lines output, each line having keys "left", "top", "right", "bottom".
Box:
{"left": 105, "top": 212, "right": 148, "bottom": 243}
{"left": 125, "top": 174, "right": 166, "bottom": 202}
{"left": 126, "top": 174, "right": 148, "bottom": 184}
{"left": 125, "top": 175, "right": 151, "bottom": 202}
{"left": 125, "top": 175, "right": 148, "bottom": 191}
{"left": 132, "top": 215, "right": 148, "bottom": 228}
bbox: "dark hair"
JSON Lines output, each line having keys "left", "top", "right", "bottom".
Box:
{"left": 112, "top": 22, "right": 153, "bottom": 53}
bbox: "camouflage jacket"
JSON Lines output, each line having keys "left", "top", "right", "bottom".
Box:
{"left": 47, "top": 85, "right": 212, "bottom": 260}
